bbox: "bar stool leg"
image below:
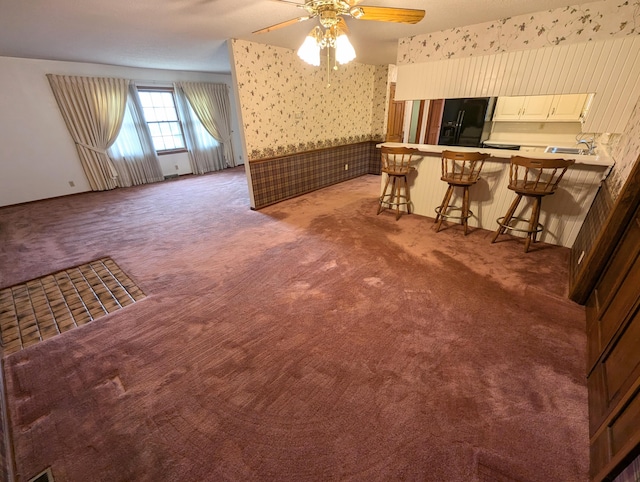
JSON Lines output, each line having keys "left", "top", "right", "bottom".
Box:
{"left": 434, "top": 187, "right": 443, "bottom": 223}
{"left": 435, "top": 184, "right": 454, "bottom": 232}
{"left": 492, "top": 194, "right": 523, "bottom": 243}
{"left": 388, "top": 176, "right": 397, "bottom": 216}
{"left": 395, "top": 177, "right": 403, "bottom": 220}
{"left": 377, "top": 174, "right": 391, "bottom": 215}
{"left": 524, "top": 197, "right": 542, "bottom": 253}
{"left": 462, "top": 186, "right": 470, "bottom": 235}
{"left": 403, "top": 176, "right": 412, "bottom": 215}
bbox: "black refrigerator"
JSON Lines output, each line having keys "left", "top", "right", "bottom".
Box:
{"left": 438, "top": 97, "right": 492, "bottom": 147}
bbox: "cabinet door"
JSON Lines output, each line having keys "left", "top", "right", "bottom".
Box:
{"left": 521, "top": 95, "right": 554, "bottom": 120}
{"left": 548, "top": 93, "right": 589, "bottom": 121}
{"left": 493, "top": 97, "right": 526, "bottom": 121}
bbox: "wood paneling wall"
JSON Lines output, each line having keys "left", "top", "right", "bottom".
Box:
{"left": 396, "top": 37, "right": 640, "bottom": 134}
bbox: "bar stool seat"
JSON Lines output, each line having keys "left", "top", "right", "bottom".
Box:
{"left": 434, "top": 150, "right": 490, "bottom": 235}
{"left": 492, "top": 155, "right": 575, "bottom": 252}
{"left": 377, "top": 147, "right": 420, "bottom": 220}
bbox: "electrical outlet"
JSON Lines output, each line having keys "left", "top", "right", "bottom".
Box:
{"left": 68, "top": 181, "right": 75, "bottom": 187}
{"left": 175, "top": 165, "right": 179, "bottom": 171}
{"left": 344, "top": 164, "right": 349, "bottom": 171}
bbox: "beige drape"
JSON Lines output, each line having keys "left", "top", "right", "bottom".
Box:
{"left": 178, "top": 82, "right": 236, "bottom": 167}
{"left": 47, "top": 74, "right": 129, "bottom": 191}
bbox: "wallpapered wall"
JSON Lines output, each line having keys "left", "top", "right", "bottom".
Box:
{"left": 371, "top": 65, "right": 389, "bottom": 140}
{"left": 609, "top": 99, "right": 640, "bottom": 196}
{"left": 397, "top": 0, "right": 639, "bottom": 64}
{"left": 231, "top": 39, "right": 386, "bottom": 161}
{"left": 397, "top": 0, "right": 640, "bottom": 198}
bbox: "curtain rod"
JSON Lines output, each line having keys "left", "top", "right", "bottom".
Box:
{"left": 131, "top": 79, "right": 230, "bottom": 88}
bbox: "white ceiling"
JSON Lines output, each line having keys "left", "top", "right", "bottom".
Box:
{"left": 0, "top": 0, "right": 579, "bottom": 74}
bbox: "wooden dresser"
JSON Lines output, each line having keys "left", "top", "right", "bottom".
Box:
{"left": 586, "top": 201, "right": 640, "bottom": 481}
{"left": 571, "top": 154, "right": 640, "bottom": 481}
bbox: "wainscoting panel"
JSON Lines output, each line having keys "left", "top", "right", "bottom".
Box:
{"left": 249, "top": 142, "right": 380, "bottom": 209}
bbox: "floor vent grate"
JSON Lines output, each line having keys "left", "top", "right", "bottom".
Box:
{"left": 28, "top": 467, "right": 54, "bottom": 482}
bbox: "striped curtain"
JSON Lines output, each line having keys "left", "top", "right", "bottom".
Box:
{"left": 177, "top": 82, "right": 236, "bottom": 167}
{"left": 47, "top": 74, "right": 129, "bottom": 191}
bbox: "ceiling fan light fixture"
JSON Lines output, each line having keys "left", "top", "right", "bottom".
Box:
{"left": 297, "top": 27, "right": 321, "bottom": 66}
{"left": 335, "top": 31, "right": 356, "bottom": 64}
{"left": 349, "top": 6, "right": 364, "bottom": 19}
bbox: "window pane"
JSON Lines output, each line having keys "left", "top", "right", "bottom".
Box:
{"left": 160, "top": 123, "right": 172, "bottom": 136}
{"left": 164, "top": 136, "right": 176, "bottom": 149}
{"left": 161, "top": 93, "right": 174, "bottom": 107}
{"left": 144, "top": 107, "right": 158, "bottom": 122}
{"left": 173, "top": 135, "right": 185, "bottom": 149}
{"left": 152, "top": 107, "right": 165, "bottom": 122}
{"left": 151, "top": 136, "right": 165, "bottom": 151}
{"left": 148, "top": 123, "right": 161, "bottom": 137}
{"left": 138, "top": 91, "right": 152, "bottom": 107}
{"left": 164, "top": 107, "right": 177, "bottom": 121}
{"left": 150, "top": 92, "right": 165, "bottom": 106}
{"left": 170, "top": 122, "right": 181, "bottom": 135}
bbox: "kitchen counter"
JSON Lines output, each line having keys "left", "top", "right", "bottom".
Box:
{"left": 378, "top": 142, "right": 614, "bottom": 167}
{"left": 376, "top": 142, "right": 614, "bottom": 247}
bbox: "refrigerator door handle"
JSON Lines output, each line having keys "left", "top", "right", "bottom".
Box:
{"left": 454, "top": 110, "right": 465, "bottom": 143}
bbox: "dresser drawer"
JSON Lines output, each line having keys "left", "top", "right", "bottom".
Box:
{"left": 589, "top": 304, "right": 640, "bottom": 433}
{"left": 586, "top": 215, "right": 640, "bottom": 371}
{"left": 590, "top": 383, "right": 640, "bottom": 479}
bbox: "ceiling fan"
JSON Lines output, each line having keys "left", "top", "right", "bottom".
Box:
{"left": 253, "top": 1, "right": 425, "bottom": 71}
{"left": 253, "top": 0, "right": 426, "bottom": 36}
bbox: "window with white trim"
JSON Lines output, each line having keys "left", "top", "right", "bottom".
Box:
{"left": 137, "top": 88, "right": 186, "bottom": 154}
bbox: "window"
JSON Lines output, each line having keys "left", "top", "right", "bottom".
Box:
{"left": 137, "top": 88, "right": 186, "bottom": 153}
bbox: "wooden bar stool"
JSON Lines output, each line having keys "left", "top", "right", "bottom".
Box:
{"left": 377, "top": 147, "right": 420, "bottom": 220}
{"left": 492, "top": 155, "right": 575, "bottom": 252}
{"left": 434, "top": 150, "right": 490, "bottom": 234}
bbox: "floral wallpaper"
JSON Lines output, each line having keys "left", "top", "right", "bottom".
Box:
{"left": 398, "top": 0, "right": 640, "bottom": 64}
{"left": 231, "top": 39, "right": 385, "bottom": 161}
{"left": 371, "top": 65, "right": 388, "bottom": 140}
{"left": 608, "top": 98, "right": 640, "bottom": 198}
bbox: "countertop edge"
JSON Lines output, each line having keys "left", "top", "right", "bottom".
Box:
{"left": 376, "top": 142, "right": 614, "bottom": 167}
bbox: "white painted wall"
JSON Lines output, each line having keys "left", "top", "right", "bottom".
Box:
{"left": 0, "top": 56, "right": 243, "bottom": 207}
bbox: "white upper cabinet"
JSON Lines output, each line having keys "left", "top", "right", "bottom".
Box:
{"left": 547, "top": 93, "right": 590, "bottom": 121}
{"left": 492, "top": 96, "right": 526, "bottom": 121}
{"left": 493, "top": 94, "right": 589, "bottom": 122}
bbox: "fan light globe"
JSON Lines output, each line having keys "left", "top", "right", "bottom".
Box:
{"left": 297, "top": 33, "right": 321, "bottom": 66}
{"left": 335, "top": 33, "right": 356, "bottom": 64}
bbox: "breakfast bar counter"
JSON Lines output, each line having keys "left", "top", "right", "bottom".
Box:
{"left": 376, "top": 142, "right": 615, "bottom": 248}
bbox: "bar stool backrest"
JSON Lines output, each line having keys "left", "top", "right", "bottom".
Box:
{"left": 441, "top": 150, "right": 491, "bottom": 185}
{"left": 508, "top": 156, "right": 575, "bottom": 195}
{"left": 381, "top": 147, "right": 420, "bottom": 176}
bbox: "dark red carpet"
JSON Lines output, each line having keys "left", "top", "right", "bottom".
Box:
{"left": 0, "top": 167, "right": 588, "bottom": 481}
